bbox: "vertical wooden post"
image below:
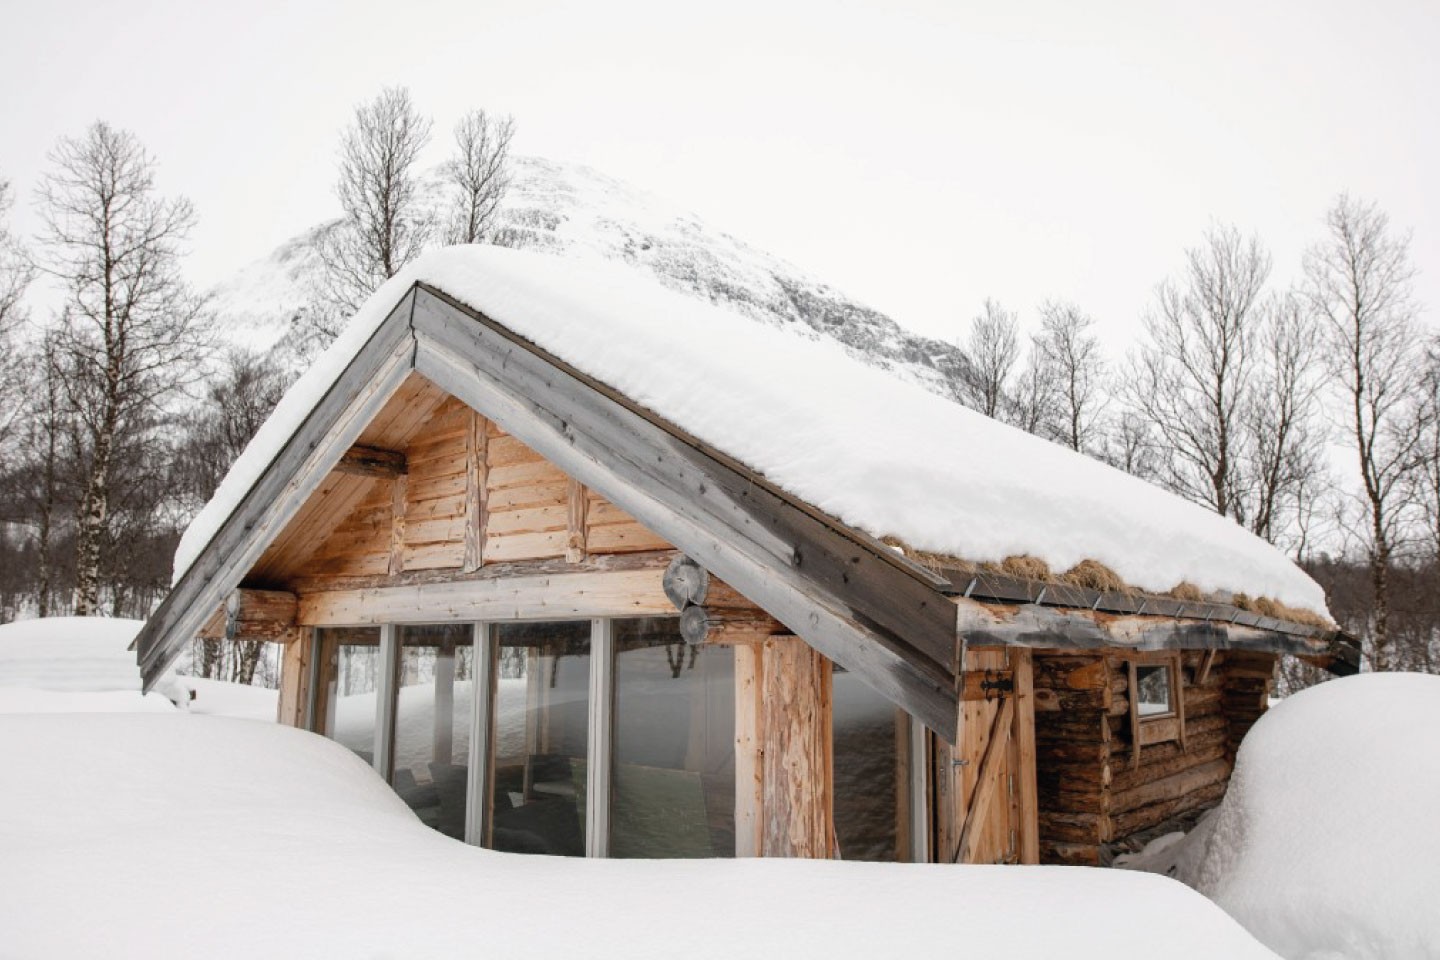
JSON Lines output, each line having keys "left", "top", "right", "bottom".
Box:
{"left": 276, "top": 628, "right": 313, "bottom": 728}
{"left": 311, "top": 631, "right": 338, "bottom": 736}
{"left": 566, "top": 477, "right": 588, "bottom": 563}
{"left": 733, "top": 640, "right": 764, "bottom": 857}
{"left": 1010, "top": 648, "right": 1040, "bottom": 864}
{"left": 387, "top": 474, "right": 407, "bottom": 577}
{"left": 463, "top": 409, "right": 488, "bottom": 573}
{"left": 760, "top": 636, "right": 834, "bottom": 858}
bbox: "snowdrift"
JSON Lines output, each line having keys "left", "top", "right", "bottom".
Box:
{"left": 1179, "top": 674, "right": 1440, "bottom": 959}
{"left": 0, "top": 713, "right": 1279, "bottom": 959}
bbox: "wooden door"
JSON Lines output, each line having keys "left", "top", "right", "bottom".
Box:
{"left": 935, "top": 647, "right": 1039, "bottom": 864}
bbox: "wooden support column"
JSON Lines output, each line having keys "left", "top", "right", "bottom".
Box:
{"left": 760, "top": 636, "right": 834, "bottom": 858}
{"left": 1010, "top": 649, "right": 1040, "bottom": 864}
{"left": 388, "top": 474, "right": 407, "bottom": 576}
{"left": 733, "top": 641, "right": 764, "bottom": 857}
{"left": 276, "top": 628, "right": 313, "bottom": 728}
{"left": 463, "top": 408, "right": 488, "bottom": 573}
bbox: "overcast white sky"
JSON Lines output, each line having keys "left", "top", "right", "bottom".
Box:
{"left": 2, "top": 0, "right": 1436, "bottom": 345}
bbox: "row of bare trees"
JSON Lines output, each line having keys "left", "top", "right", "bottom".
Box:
{"left": 0, "top": 92, "right": 1429, "bottom": 688}
{"left": 306, "top": 87, "right": 514, "bottom": 347}
{"left": 0, "top": 91, "right": 515, "bottom": 682}
{"left": 953, "top": 199, "right": 1432, "bottom": 678}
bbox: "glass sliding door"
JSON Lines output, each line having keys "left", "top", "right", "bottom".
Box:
{"left": 489, "top": 621, "right": 592, "bottom": 856}
{"left": 611, "top": 618, "right": 735, "bottom": 858}
{"left": 392, "top": 624, "right": 475, "bottom": 840}
{"left": 316, "top": 627, "right": 383, "bottom": 766}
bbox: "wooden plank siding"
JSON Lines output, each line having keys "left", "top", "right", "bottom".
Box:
{"left": 296, "top": 388, "right": 675, "bottom": 588}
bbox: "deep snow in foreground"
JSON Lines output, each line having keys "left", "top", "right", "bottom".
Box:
{"left": 0, "top": 714, "right": 1277, "bottom": 960}
{"left": 174, "top": 246, "right": 1326, "bottom": 616}
{"left": 1124, "top": 673, "right": 1440, "bottom": 960}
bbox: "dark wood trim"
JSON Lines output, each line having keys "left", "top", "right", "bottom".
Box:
{"left": 410, "top": 286, "right": 962, "bottom": 737}
{"left": 335, "top": 444, "right": 407, "bottom": 478}
{"left": 135, "top": 292, "right": 419, "bottom": 685}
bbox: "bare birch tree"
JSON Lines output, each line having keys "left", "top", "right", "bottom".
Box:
{"left": 36, "top": 121, "right": 212, "bottom": 615}
{"left": 1008, "top": 341, "right": 1058, "bottom": 437}
{"left": 1100, "top": 409, "right": 1159, "bottom": 480}
{"left": 1034, "top": 301, "right": 1106, "bottom": 452}
{"left": 317, "top": 87, "right": 433, "bottom": 321}
{"left": 1242, "top": 293, "right": 1326, "bottom": 547}
{"left": 0, "top": 179, "right": 34, "bottom": 450}
{"left": 444, "top": 110, "right": 515, "bottom": 245}
{"left": 1126, "top": 225, "right": 1269, "bottom": 519}
{"left": 962, "top": 299, "right": 1020, "bottom": 418}
{"left": 1306, "top": 195, "right": 1423, "bottom": 669}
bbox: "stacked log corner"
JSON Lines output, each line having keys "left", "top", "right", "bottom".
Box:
{"left": 1032, "top": 649, "right": 1275, "bottom": 866}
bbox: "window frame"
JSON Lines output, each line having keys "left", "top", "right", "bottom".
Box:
{"left": 1123, "top": 651, "right": 1187, "bottom": 769}
{"left": 308, "top": 616, "right": 629, "bottom": 857}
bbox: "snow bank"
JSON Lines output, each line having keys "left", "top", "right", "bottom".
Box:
{"left": 0, "top": 713, "right": 1277, "bottom": 959}
{"left": 182, "top": 676, "right": 279, "bottom": 722}
{"left": 1163, "top": 674, "right": 1440, "bottom": 959}
{"left": 175, "top": 246, "right": 1327, "bottom": 615}
{"left": 0, "top": 616, "right": 148, "bottom": 692}
{"left": 0, "top": 687, "right": 177, "bottom": 714}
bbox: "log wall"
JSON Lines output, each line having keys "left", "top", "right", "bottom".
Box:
{"left": 1033, "top": 649, "right": 1275, "bottom": 866}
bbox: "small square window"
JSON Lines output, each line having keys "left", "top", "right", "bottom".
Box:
{"left": 1134, "top": 664, "right": 1175, "bottom": 719}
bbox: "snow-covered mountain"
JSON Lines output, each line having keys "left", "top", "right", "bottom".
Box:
{"left": 209, "top": 156, "right": 974, "bottom": 400}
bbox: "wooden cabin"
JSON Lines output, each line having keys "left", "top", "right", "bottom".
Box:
{"left": 134, "top": 248, "right": 1358, "bottom": 866}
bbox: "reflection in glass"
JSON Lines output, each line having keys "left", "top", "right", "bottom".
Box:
{"left": 611, "top": 618, "right": 735, "bottom": 858}
{"left": 1136, "top": 664, "right": 1175, "bottom": 717}
{"left": 490, "top": 621, "right": 592, "bottom": 856}
{"left": 392, "top": 624, "right": 474, "bottom": 840}
{"left": 832, "top": 665, "right": 909, "bottom": 861}
{"left": 320, "top": 626, "right": 382, "bottom": 765}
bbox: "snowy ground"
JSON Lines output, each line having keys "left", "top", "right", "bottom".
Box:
{"left": 1120, "top": 673, "right": 1440, "bottom": 960}
{"left": 0, "top": 712, "right": 1278, "bottom": 959}
{"left": 0, "top": 616, "right": 276, "bottom": 719}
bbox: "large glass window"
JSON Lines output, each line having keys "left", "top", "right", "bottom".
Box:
{"left": 489, "top": 621, "right": 592, "bottom": 856}
{"left": 832, "top": 665, "right": 911, "bottom": 861}
{"left": 392, "top": 624, "right": 474, "bottom": 840}
{"left": 311, "top": 616, "right": 751, "bottom": 858}
{"left": 611, "top": 618, "right": 735, "bottom": 858}
{"left": 318, "top": 627, "right": 383, "bottom": 766}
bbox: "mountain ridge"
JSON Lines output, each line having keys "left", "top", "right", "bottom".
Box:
{"left": 209, "top": 155, "right": 975, "bottom": 401}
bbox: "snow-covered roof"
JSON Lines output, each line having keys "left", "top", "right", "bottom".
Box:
{"left": 177, "top": 245, "right": 1328, "bottom": 616}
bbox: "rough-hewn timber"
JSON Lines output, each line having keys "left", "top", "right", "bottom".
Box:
{"left": 1031, "top": 648, "right": 1275, "bottom": 865}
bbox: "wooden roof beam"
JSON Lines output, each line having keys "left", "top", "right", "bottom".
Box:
{"left": 334, "top": 444, "right": 407, "bottom": 478}
{"left": 954, "top": 594, "right": 1359, "bottom": 670}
